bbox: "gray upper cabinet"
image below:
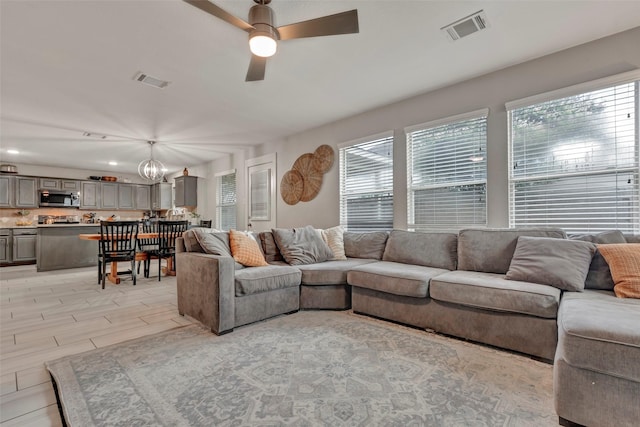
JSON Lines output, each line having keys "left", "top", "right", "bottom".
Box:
{"left": 174, "top": 176, "right": 197, "bottom": 207}
{"left": 118, "top": 184, "right": 134, "bottom": 210}
{"left": 0, "top": 176, "right": 12, "bottom": 208}
{"left": 134, "top": 185, "right": 151, "bottom": 210}
{"left": 80, "top": 181, "right": 99, "bottom": 209}
{"left": 152, "top": 183, "right": 172, "bottom": 210}
{"left": 15, "top": 177, "right": 38, "bottom": 208}
{"left": 1, "top": 176, "right": 38, "bottom": 208}
{"left": 39, "top": 178, "right": 60, "bottom": 190}
{"left": 101, "top": 183, "right": 118, "bottom": 209}
{"left": 40, "top": 178, "right": 81, "bottom": 191}
{"left": 61, "top": 180, "right": 81, "bottom": 191}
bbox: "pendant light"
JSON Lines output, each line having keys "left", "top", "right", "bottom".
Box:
{"left": 138, "top": 141, "right": 166, "bottom": 182}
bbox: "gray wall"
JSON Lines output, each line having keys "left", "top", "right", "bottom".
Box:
{"left": 255, "top": 26, "right": 640, "bottom": 229}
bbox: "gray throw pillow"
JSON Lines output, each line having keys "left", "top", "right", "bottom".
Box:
{"left": 193, "top": 229, "right": 233, "bottom": 257}
{"left": 182, "top": 229, "right": 204, "bottom": 253}
{"left": 571, "top": 230, "right": 627, "bottom": 290}
{"left": 259, "top": 231, "right": 284, "bottom": 263}
{"left": 506, "top": 236, "right": 596, "bottom": 292}
{"left": 343, "top": 232, "right": 389, "bottom": 260}
{"left": 383, "top": 230, "right": 457, "bottom": 270}
{"left": 271, "top": 226, "right": 334, "bottom": 265}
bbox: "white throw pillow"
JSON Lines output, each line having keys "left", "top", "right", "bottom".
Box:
{"left": 320, "top": 225, "right": 347, "bottom": 261}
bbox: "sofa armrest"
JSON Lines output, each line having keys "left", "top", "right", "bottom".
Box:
{"left": 176, "top": 252, "right": 236, "bottom": 335}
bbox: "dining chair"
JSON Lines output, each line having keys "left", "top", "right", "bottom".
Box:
{"left": 98, "top": 221, "right": 139, "bottom": 289}
{"left": 137, "top": 220, "right": 158, "bottom": 278}
{"left": 156, "top": 220, "right": 189, "bottom": 281}
{"left": 199, "top": 219, "right": 212, "bottom": 228}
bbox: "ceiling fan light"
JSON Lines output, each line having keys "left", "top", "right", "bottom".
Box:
{"left": 249, "top": 34, "right": 277, "bottom": 57}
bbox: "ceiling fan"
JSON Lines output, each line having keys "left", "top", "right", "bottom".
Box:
{"left": 183, "top": 0, "right": 359, "bottom": 81}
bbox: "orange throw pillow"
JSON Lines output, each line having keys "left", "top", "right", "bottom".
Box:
{"left": 597, "top": 244, "right": 640, "bottom": 299}
{"left": 229, "top": 230, "right": 268, "bottom": 267}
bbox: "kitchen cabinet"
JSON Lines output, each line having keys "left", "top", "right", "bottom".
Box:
{"left": 15, "top": 177, "right": 38, "bottom": 208}
{"left": 174, "top": 176, "right": 197, "bottom": 207}
{"left": 118, "top": 184, "right": 134, "bottom": 210}
{"left": 101, "top": 183, "right": 118, "bottom": 209}
{"left": 0, "top": 176, "right": 12, "bottom": 208}
{"left": 40, "top": 178, "right": 81, "bottom": 191}
{"left": 13, "top": 228, "right": 37, "bottom": 262}
{"left": 81, "top": 181, "right": 99, "bottom": 209}
{"left": 152, "top": 183, "right": 172, "bottom": 210}
{"left": 0, "top": 229, "right": 10, "bottom": 264}
{"left": 134, "top": 185, "right": 151, "bottom": 210}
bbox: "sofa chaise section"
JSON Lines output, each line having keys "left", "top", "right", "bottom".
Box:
{"left": 555, "top": 290, "right": 640, "bottom": 427}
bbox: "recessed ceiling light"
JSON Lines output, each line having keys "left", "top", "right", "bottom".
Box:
{"left": 108, "top": 161, "right": 118, "bottom": 166}
{"left": 7, "top": 150, "right": 19, "bottom": 154}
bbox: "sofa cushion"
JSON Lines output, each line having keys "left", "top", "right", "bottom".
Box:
{"left": 557, "top": 290, "right": 640, "bottom": 382}
{"left": 430, "top": 270, "right": 560, "bottom": 318}
{"left": 234, "top": 265, "right": 302, "bottom": 297}
{"left": 182, "top": 229, "right": 204, "bottom": 253}
{"left": 506, "top": 236, "right": 596, "bottom": 292}
{"left": 192, "top": 229, "right": 245, "bottom": 270}
{"left": 320, "top": 225, "right": 347, "bottom": 261}
{"left": 229, "top": 230, "right": 269, "bottom": 267}
{"left": 572, "top": 230, "right": 627, "bottom": 290}
{"left": 598, "top": 244, "right": 640, "bottom": 299}
{"left": 457, "top": 228, "right": 567, "bottom": 274}
{"left": 348, "top": 261, "right": 448, "bottom": 298}
{"left": 383, "top": 230, "right": 457, "bottom": 270}
{"left": 344, "top": 231, "right": 388, "bottom": 260}
{"left": 258, "top": 231, "right": 284, "bottom": 263}
{"left": 296, "top": 258, "right": 378, "bottom": 285}
{"left": 272, "top": 226, "right": 334, "bottom": 265}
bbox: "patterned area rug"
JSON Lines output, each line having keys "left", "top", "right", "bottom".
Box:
{"left": 47, "top": 311, "right": 556, "bottom": 426}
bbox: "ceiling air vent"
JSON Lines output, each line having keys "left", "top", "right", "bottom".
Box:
{"left": 441, "top": 10, "right": 489, "bottom": 41}
{"left": 133, "top": 72, "right": 170, "bottom": 89}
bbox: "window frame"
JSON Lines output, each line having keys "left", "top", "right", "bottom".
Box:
{"left": 338, "top": 131, "right": 394, "bottom": 232}
{"left": 215, "top": 169, "right": 237, "bottom": 231}
{"left": 506, "top": 70, "right": 640, "bottom": 233}
{"left": 405, "top": 108, "right": 489, "bottom": 230}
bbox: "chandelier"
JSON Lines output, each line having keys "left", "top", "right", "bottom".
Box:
{"left": 138, "top": 141, "right": 166, "bottom": 182}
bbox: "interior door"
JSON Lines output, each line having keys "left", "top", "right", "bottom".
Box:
{"left": 246, "top": 153, "right": 276, "bottom": 231}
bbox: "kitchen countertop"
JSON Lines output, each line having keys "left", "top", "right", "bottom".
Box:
{"left": 37, "top": 223, "right": 101, "bottom": 228}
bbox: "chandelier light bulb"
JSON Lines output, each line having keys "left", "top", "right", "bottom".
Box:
{"left": 138, "top": 141, "right": 166, "bottom": 182}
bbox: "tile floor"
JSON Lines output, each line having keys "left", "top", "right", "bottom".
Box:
{"left": 0, "top": 263, "right": 192, "bottom": 426}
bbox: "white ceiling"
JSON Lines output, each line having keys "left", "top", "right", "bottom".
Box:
{"left": 1, "top": 0, "right": 639, "bottom": 177}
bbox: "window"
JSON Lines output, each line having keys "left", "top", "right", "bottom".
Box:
{"left": 339, "top": 133, "right": 394, "bottom": 231}
{"left": 406, "top": 109, "right": 488, "bottom": 229}
{"left": 216, "top": 170, "right": 236, "bottom": 230}
{"left": 508, "top": 75, "right": 639, "bottom": 233}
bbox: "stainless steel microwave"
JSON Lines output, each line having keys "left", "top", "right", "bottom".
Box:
{"left": 39, "top": 190, "right": 80, "bottom": 208}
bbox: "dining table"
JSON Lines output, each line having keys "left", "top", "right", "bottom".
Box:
{"left": 78, "top": 232, "right": 175, "bottom": 284}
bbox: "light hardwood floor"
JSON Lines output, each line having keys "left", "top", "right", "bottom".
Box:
{"left": 0, "top": 263, "right": 192, "bottom": 426}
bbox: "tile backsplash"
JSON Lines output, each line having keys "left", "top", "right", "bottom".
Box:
{"left": 0, "top": 208, "right": 148, "bottom": 227}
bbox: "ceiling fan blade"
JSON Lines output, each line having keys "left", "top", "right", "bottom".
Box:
{"left": 277, "top": 9, "right": 358, "bottom": 40}
{"left": 183, "top": 0, "right": 254, "bottom": 32}
{"left": 246, "top": 55, "right": 267, "bottom": 82}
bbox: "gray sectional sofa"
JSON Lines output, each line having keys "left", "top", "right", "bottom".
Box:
{"left": 175, "top": 227, "right": 640, "bottom": 427}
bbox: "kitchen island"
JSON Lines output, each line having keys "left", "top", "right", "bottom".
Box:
{"left": 37, "top": 224, "right": 100, "bottom": 271}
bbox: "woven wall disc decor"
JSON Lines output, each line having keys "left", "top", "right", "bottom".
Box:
{"left": 280, "top": 170, "right": 304, "bottom": 205}
{"left": 293, "top": 153, "right": 322, "bottom": 202}
{"left": 312, "top": 144, "right": 334, "bottom": 174}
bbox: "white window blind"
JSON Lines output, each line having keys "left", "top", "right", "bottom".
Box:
{"left": 216, "top": 171, "right": 236, "bottom": 230}
{"left": 407, "top": 110, "right": 488, "bottom": 229}
{"left": 339, "top": 133, "right": 394, "bottom": 231}
{"left": 508, "top": 80, "right": 639, "bottom": 233}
